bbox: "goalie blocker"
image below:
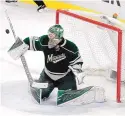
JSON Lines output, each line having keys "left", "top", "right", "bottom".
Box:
{"left": 8, "top": 37, "right": 29, "bottom": 60}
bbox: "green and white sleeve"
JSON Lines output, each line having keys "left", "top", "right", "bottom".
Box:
{"left": 23, "top": 36, "right": 43, "bottom": 51}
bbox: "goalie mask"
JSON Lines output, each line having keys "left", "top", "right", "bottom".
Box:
{"left": 48, "top": 24, "right": 64, "bottom": 49}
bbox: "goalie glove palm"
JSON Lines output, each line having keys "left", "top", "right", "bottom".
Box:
{"left": 8, "top": 37, "right": 29, "bottom": 60}
{"left": 75, "top": 71, "right": 85, "bottom": 85}
{"left": 69, "top": 66, "right": 85, "bottom": 85}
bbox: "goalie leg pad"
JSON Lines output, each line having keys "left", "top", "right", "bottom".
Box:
{"left": 30, "top": 80, "right": 54, "bottom": 104}
{"left": 30, "top": 86, "right": 42, "bottom": 104}
{"left": 57, "top": 86, "right": 106, "bottom": 106}
{"left": 31, "top": 82, "right": 48, "bottom": 88}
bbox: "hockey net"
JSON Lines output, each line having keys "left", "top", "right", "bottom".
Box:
{"left": 56, "top": 9, "right": 125, "bottom": 103}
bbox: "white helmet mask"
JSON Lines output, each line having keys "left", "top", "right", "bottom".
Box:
{"left": 48, "top": 25, "right": 64, "bottom": 49}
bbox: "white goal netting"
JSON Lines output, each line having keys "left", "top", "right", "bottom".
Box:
{"left": 56, "top": 10, "right": 125, "bottom": 102}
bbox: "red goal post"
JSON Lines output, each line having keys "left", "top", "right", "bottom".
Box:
{"left": 55, "top": 9, "right": 124, "bottom": 103}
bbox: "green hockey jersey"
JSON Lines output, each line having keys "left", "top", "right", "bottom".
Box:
{"left": 24, "top": 35, "right": 83, "bottom": 80}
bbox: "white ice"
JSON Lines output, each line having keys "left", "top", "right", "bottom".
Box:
{"left": 0, "top": 2, "right": 125, "bottom": 116}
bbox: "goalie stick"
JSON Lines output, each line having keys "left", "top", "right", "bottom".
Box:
{"left": 5, "top": 9, "right": 48, "bottom": 89}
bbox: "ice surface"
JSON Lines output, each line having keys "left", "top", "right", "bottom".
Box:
{"left": 0, "top": 2, "right": 125, "bottom": 116}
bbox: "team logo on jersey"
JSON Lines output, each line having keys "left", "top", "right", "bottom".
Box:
{"left": 47, "top": 53, "right": 66, "bottom": 63}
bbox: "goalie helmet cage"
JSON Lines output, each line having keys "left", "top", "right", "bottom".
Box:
{"left": 55, "top": 9, "right": 124, "bottom": 103}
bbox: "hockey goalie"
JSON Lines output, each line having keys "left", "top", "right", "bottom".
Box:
{"left": 8, "top": 24, "right": 106, "bottom": 106}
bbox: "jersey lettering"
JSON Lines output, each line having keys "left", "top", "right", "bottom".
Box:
{"left": 47, "top": 53, "right": 66, "bottom": 63}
